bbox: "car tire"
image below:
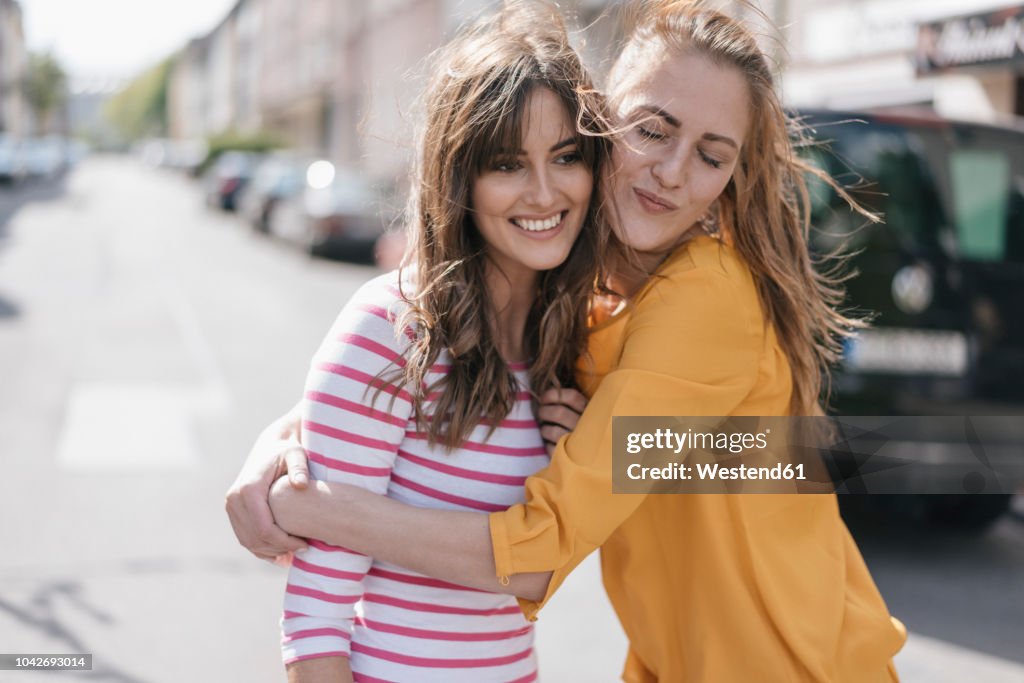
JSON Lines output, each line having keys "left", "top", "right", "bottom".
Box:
{"left": 304, "top": 219, "right": 323, "bottom": 258}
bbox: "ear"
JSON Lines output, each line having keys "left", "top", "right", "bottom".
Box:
{"left": 728, "top": 161, "right": 746, "bottom": 200}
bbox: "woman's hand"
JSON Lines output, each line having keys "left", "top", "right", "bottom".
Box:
{"left": 267, "top": 477, "right": 553, "bottom": 601}
{"left": 268, "top": 473, "right": 320, "bottom": 539}
{"left": 538, "top": 388, "right": 587, "bottom": 456}
{"left": 224, "top": 404, "right": 310, "bottom": 561}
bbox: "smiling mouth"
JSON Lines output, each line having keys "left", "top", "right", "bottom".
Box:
{"left": 511, "top": 211, "right": 566, "bottom": 233}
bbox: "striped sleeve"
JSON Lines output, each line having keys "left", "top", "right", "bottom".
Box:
{"left": 281, "top": 278, "right": 413, "bottom": 665}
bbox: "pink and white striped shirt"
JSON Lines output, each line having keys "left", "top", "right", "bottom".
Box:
{"left": 281, "top": 272, "right": 548, "bottom": 682}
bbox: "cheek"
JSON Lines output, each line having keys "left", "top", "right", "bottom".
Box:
{"left": 571, "top": 169, "right": 594, "bottom": 206}
{"left": 610, "top": 145, "right": 641, "bottom": 181}
{"left": 474, "top": 180, "right": 518, "bottom": 218}
{"left": 693, "top": 170, "right": 731, "bottom": 208}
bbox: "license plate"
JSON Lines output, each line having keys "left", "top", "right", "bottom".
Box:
{"left": 843, "top": 329, "right": 968, "bottom": 376}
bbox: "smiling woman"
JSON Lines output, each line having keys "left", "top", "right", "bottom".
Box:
{"left": 240, "top": 3, "right": 613, "bottom": 682}
{"left": 471, "top": 87, "right": 593, "bottom": 283}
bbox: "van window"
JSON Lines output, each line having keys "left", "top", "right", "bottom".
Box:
{"left": 953, "top": 126, "right": 1024, "bottom": 263}
{"left": 950, "top": 150, "right": 1010, "bottom": 261}
{"left": 802, "top": 118, "right": 950, "bottom": 253}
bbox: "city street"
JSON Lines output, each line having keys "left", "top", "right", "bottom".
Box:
{"left": 0, "top": 157, "right": 1021, "bottom": 682}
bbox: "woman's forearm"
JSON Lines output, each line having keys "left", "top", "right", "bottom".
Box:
{"left": 286, "top": 655, "right": 352, "bottom": 683}
{"left": 270, "top": 478, "right": 551, "bottom": 602}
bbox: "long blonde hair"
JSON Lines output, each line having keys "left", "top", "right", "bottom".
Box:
{"left": 395, "top": 1, "right": 612, "bottom": 448}
{"left": 615, "top": 0, "right": 871, "bottom": 415}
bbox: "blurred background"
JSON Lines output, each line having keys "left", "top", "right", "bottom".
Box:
{"left": 0, "top": 0, "right": 1022, "bottom": 680}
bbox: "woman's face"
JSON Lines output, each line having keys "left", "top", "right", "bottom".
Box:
{"left": 608, "top": 44, "right": 750, "bottom": 257}
{"left": 470, "top": 87, "right": 593, "bottom": 283}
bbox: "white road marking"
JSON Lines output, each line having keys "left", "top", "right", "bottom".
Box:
{"left": 157, "top": 273, "right": 232, "bottom": 417}
{"left": 895, "top": 631, "right": 1024, "bottom": 682}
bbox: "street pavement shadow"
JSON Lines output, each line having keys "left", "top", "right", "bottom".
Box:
{"left": 841, "top": 496, "right": 1024, "bottom": 666}
{"left": 0, "top": 293, "right": 20, "bottom": 319}
{"left": 0, "top": 175, "right": 70, "bottom": 323}
{"left": 0, "top": 173, "right": 71, "bottom": 244}
{"left": 0, "top": 582, "right": 146, "bottom": 682}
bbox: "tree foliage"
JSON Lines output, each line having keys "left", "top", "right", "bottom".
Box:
{"left": 196, "top": 130, "right": 284, "bottom": 175}
{"left": 23, "top": 52, "right": 67, "bottom": 133}
{"left": 104, "top": 58, "right": 174, "bottom": 141}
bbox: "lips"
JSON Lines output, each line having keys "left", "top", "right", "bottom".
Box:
{"left": 633, "top": 188, "right": 678, "bottom": 213}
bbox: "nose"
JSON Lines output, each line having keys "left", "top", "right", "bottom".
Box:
{"left": 651, "top": 147, "right": 687, "bottom": 189}
{"left": 524, "top": 166, "right": 557, "bottom": 208}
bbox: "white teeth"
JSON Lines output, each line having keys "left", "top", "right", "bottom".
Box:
{"left": 514, "top": 213, "right": 563, "bottom": 232}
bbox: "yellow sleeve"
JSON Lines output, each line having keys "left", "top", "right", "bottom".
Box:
{"left": 490, "top": 258, "right": 765, "bottom": 618}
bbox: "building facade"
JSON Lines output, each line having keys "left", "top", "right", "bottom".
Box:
{"left": 163, "top": 0, "right": 799, "bottom": 186}
{"left": 0, "top": 0, "right": 28, "bottom": 136}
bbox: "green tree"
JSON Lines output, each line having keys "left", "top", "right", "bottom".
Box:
{"left": 23, "top": 52, "right": 67, "bottom": 134}
{"left": 104, "top": 57, "right": 174, "bottom": 141}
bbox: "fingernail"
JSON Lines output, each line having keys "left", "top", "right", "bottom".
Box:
{"left": 294, "top": 473, "right": 308, "bottom": 485}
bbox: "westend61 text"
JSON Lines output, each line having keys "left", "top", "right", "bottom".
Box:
{"left": 628, "top": 462, "right": 807, "bottom": 481}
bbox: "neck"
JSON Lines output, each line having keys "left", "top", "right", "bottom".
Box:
{"left": 484, "top": 263, "right": 538, "bottom": 364}
{"left": 610, "top": 225, "right": 703, "bottom": 296}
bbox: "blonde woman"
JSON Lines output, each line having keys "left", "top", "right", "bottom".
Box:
{"left": 228, "top": 2, "right": 906, "bottom": 681}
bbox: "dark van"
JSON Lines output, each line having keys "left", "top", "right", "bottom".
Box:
{"left": 799, "top": 109, "right": 1024, "bottom": 528}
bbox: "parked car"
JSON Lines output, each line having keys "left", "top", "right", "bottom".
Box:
{"left": 268, "top": 161, "right": 386, "bottom": 258}
{"left": 237, "top": 153, "right": 310, "bottom": 233}
{"left": 22, "top": 136, "right": 66, "bottom": 179}
{"left": 203, "top": 151, "right": 259, "bottom": 211}
{"left": 800, "top": 108, "right": 1024, "bottom": 528}
{"left": 0, "top": 134, "right": 27, "bottom": 185}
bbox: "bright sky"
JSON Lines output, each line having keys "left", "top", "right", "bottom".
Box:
{"left": 21, "top": 0, "right": 237, "bottom": 84}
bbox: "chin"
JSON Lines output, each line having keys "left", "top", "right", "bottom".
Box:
{"left": 619, "top": 219, "right": 687, "bottom": 254}
{"left": 526, "top": 246, "right": 575, "bottom": 273}
{"left": 530, "top": 258, "right": 569, "bottom": 272}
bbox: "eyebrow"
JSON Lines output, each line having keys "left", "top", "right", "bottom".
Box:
{"left": 702, "top": 132, "right": 739, "bottom": 150}
{"left": 637, "top": 105, "right": 739, "bottom": 150}
{"left": 639, "top": 105, "right": 681, "bottom": 128}
{"left": 549, "top": 136, "right": 577, "bottom": 152}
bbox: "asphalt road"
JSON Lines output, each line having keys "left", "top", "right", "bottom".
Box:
{"left": 0, "top": 157, "right": 1020, "bottom": 682}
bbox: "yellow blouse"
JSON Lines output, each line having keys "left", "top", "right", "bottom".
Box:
{"left": 489, "top": 235, "right": 906, "bottom": 682}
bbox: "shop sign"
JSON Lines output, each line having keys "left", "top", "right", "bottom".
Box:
{"left": 917, "top": 6, "right": 1024, "bottom": 73}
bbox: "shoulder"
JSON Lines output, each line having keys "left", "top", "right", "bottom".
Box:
{"left": 620, "top": 235, "right": 764, "bottom": 380}
{"left": 346, "top": 269, "right": 413, "bottom": 313}
{"left": 316, "top": 270, "right": 416, "bottom": 360}
{"left": 333, "top": 270, "right": 416, "bottom": 328}
{"left": 635, "top": 235, "right": 760, "bottom": 319}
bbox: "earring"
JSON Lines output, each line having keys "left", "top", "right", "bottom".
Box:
{"left": 699, "top": 205, "right": 720, "bottom": 236}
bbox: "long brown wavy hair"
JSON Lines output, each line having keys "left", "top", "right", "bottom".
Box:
{"left": 394, "top": 1, "right": 612, "bottom": 449}
{"left": 612, "top": 0, "right": 873, "bottom": 416}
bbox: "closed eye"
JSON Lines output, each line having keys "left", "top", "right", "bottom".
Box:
{"left": 699, "top": 150, "right": 723, "bottom": 169}
{"left": 636, "top": 125, "right": 666, "bottom": 141}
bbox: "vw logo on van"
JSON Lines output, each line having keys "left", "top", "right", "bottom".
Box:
{"left": 891, "top": 264, "right": 933, "bottom": 315}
